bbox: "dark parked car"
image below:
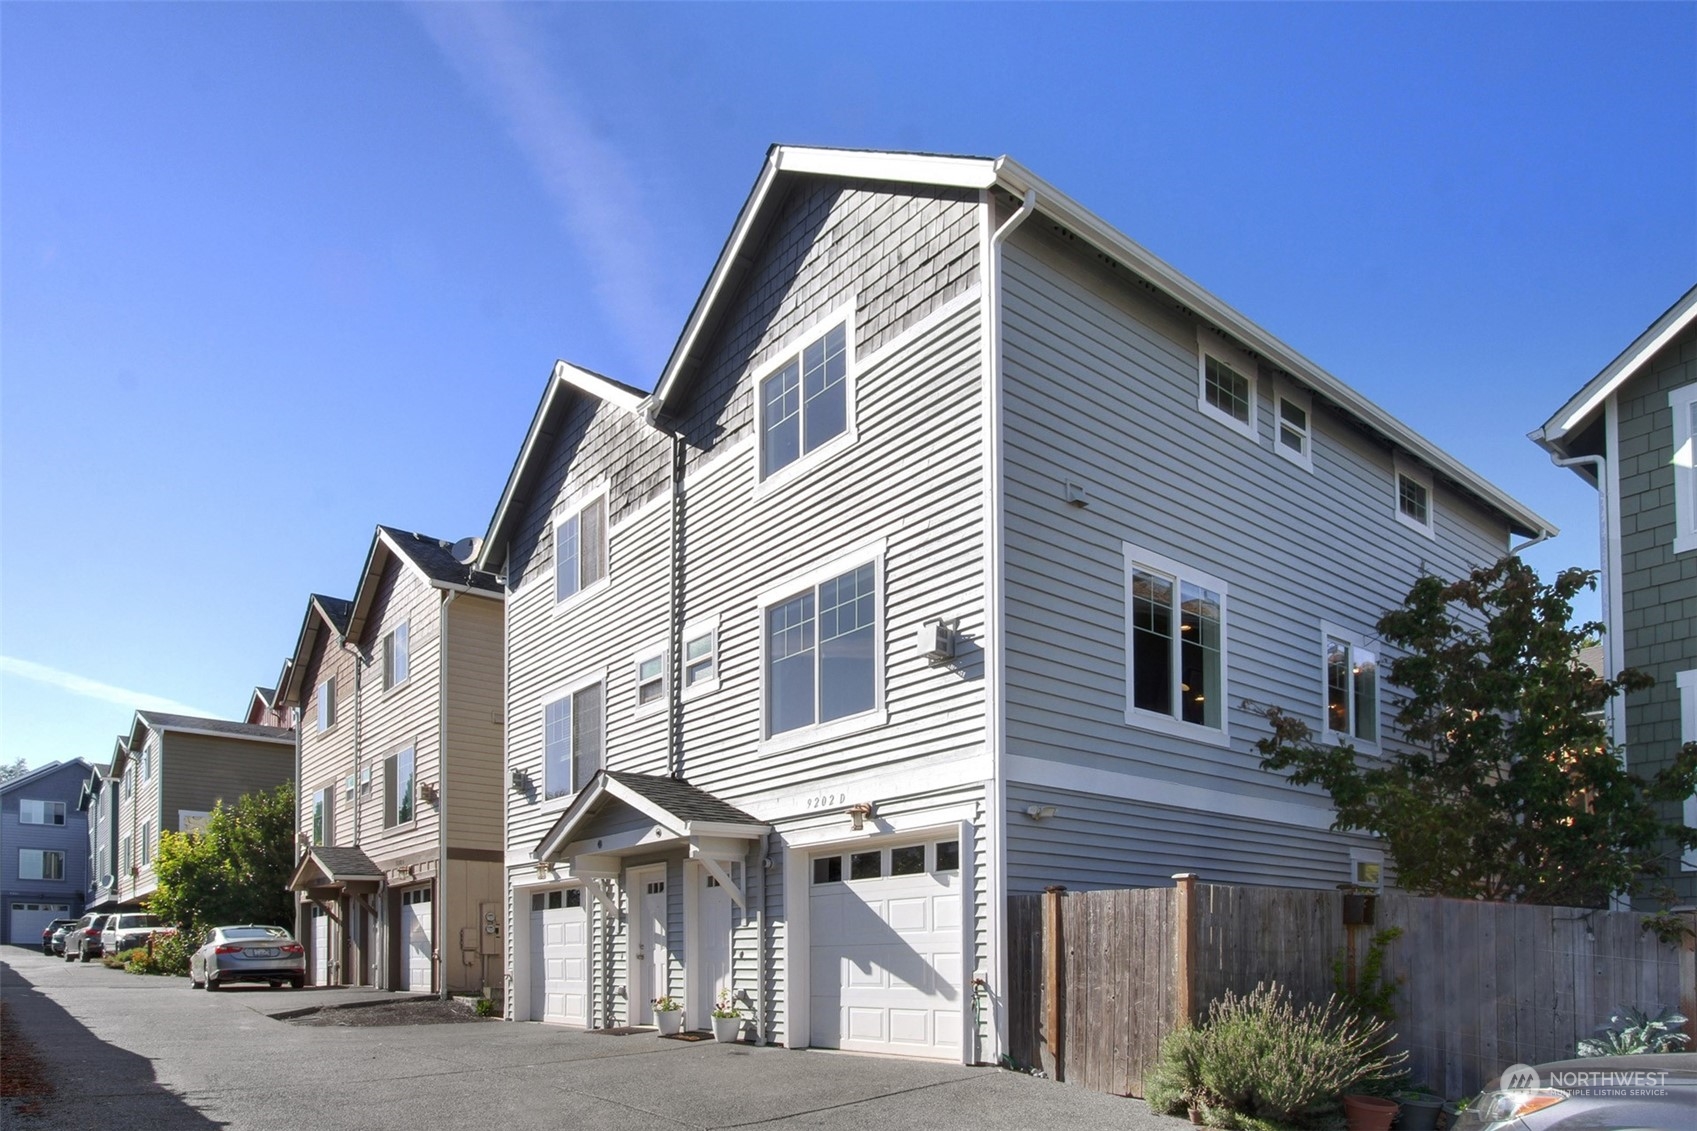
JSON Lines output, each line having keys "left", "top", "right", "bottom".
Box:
{"left": 41, "top": 918, "right": 79, "bottom": 954}
{"left": 1453, "top": 1053, "right": 1696, "bottom": 1130}
{"left": 63, "top": 913, "right": 110, "bottom": 962}
{"left": 189, "top": 925, "right": 304, "bottom": 990}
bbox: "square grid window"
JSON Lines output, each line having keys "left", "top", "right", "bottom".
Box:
{"left": 760, "top": 320, "right": 850, "bottom": 478}
{"left": 1204, "top": 356, "right": 1252, "bottom": 425}
{"left": 1197, "top": 331, "right": 1258, "bottom": 440}
{"left": 1127, "top": 546, "right": 1226, "bottom": 733}
{"left": 767, "top": 562, "right": 877, "bottom": 736}
{"left": 1394, "top": 455, "right": 1435, "bottom": 537}
{"left": 1324, "top": 633, "right": 1379, "bottom": 745}
{"left": 543, "top": 682, "right": 604, "bottom": 800}
{"left": 554, "top": 495, "right": 608, "bottom": 604}
{"left": 383, "top": 622, "right": 410, "bottom": 690}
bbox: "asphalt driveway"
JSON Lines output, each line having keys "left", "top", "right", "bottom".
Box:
{"left": 2, "top": 946, "right": 1182, "bottom": 1130}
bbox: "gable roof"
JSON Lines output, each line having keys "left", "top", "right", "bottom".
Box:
{"left": 128, "top": 711, "right": 294, "bottom": 749}
{"left": 0, "top": 758, "right": 91, "bottom": 796}
{"left": 476, "top": 361, "right": 656, "bottom": 572}
{"left": 277, "top": 594, "right": 353, "bottom": 707}
{"left": 644, "top": 144, "right": 1551, "bottom": 540}
{"left": 288, "top": 845, "right": 383, "bottom": 890}
{"left": 533, "top": 770, "right": 766, "bottom": 862}
{"left": 344, "top": 525, "right": 502, "bottom": 645}
{"left": 1532, "top": 283, "right": 1697, "bottom": 454}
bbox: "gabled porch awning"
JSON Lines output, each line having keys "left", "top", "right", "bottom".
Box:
{"left": 289, "top": 846, "right": 384, "bottom": 911}
{"left": 532, "top": 771, "right": 769, "bottom": 910}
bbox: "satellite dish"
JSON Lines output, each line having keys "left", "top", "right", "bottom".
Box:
{"left": 100, "top": 873, "right": 115, "bottom": 888}
{"left": 451, "top": 536, "right": 482, "bottom": 564}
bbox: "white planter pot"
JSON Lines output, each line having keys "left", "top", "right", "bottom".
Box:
{"left": 712, "top": 1015, "right": 742, "bottom": 1043}
{"left": 655, "top": 1010, "right": 683, "bottom": 1036}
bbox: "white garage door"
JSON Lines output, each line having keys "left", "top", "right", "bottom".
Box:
{"left": 400, "top": 886, "right": 433, "bottom": 992}
{"left": 10, "top": 902, "right": 71, "bottom": 947}
{"left": 809, "top": 838, "right": 962, "bottom": 1059}
{"left": 527, "top": 887, "right": 588, "bottom": 1024}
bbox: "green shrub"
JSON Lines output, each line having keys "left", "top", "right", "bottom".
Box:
{"left": 1144, "top": 983, "right": 1406, "bottom": 1129}
{"left": 1576, "top": 1006, "right": 1690, "bottom": 1056}
{"left": 475, "top": 997, "right": 497, "bottom": 1018}
{"left": 101, "top": 947, "right": 143, "bottom": 970}
{"left": 125, "top": 932, "right": 191, "bottom": 977}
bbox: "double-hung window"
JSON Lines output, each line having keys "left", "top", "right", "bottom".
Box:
{"left": 383, "top": 621, "right": 410, "bottom": 690}
{"left": 311, "top": 787, "right": 333, "bottom": 845}
{"left": 543, "top": 680, "right": 604, "bottom": 800}
{"left": 633, "top": 647, "right": 666, "bottom": 711}
{"left": 1671, "top": 383, "right": 1697, "bottom": 554}
{"left": 759, "top": 315, "right": 852, "bottom": 480}
{"left": 19, "top": 800, "right": 65, "bottom": 826}
{"left": 1125, "top": 543, "right": 1228, "bottom": 739}
{"left": 764, "top": 556, "right": 880, "bottom": 738}
{"left": 18, "top": 849, "right": 64, "bottom": 881}
{"left": 1322, "top": 624, "right": 1379, "bottom": 747}
{"left": 316, "top": 678, "right": 337, "bottom": 732}
{"left": 1393, "top": 454, "right": 1435, "bottom": 537}
{"left": 554, "top": 494, "right": 608, "bottom": 604}
{"left": 384, "top": 747, "right": 415, "bottom": 827}
{"left": 140, "top": 822, "right": 151, "bottom": 866}
{"left": 1197, "top": 330, "right": 1258, "bottom": 441}
{"left": 1274, "top": 382, "right": 1313, "bottom": 469}
{"left": 682, "top": 621, "right": 718, "bottom": 695}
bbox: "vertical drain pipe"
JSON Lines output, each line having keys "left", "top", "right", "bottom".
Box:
{"left": 437, "top": 589, "right": 457, "bottom": 1001}
{"left": 667, "top": 430, "right": 685, "bottom": 779}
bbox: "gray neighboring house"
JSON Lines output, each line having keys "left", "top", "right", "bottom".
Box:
{"left": 1532, "top": 282, "right": 1697, "bottom": 907}
{"left": 79, "top": 752, "right": 123, "bottom": 912}
{"left": 1, "top": 759, "right": 92, "bottom": 945}
{"left": 480, "top": 146, "right": 1554, "bottom": 1063}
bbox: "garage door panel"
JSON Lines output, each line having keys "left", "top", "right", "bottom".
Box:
{"left": 886, "top": 897, "right": 929, "bottom": 931}
{"left": 933, "top": 895, "right": 961, "bottom": 930}
{"left": 889, "top": 1009, "right": 931, "bottom": 1045}
{"left": 846, "top": 1007, "right": 887, "bottom": 1042}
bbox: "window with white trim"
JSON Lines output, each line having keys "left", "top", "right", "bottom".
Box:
{"left": 765, "top": 560, "right": 879, "bottom": 736}
{"left": 343, "top": 773, "right": 356, "bottom": 803}
{"left": 543, "top": 680, "right": 603, "bottom": 800}
{"left": 633, "top": 648, "right": 666, "bottom": 712}
{"left": 19, "top": 800, "right": 66, "bottom": 826}
{"left": 1322, "top": 625, "right": 1379, "bottom": 746}
{"left": 1197, "top": 330, "right": 1259, "bottom": 440}
{"left": 383, "top": 747, "right": 415, "bottom": 828}
{"left": 1394, "top": 454, "right": 1435, "bottom": 537}
{"left": 758, "top": 315, "right": 852, "bottom": 480}
{"left": 682, "top": 622, "right": 718, "bottom": 695}
{"left": 1671, "top": 383, "right": 1697, "bottom": 554}
{"left": 311, "top": 787, "right": 333, "bottom": 845}
{"left": 382, "top": 621, "right": 410, "bottom": 690}
{"left": 141, "top": 745, "right": 153, "bottom": 782}
{"left": 18, "top": 849, "right": 64, "bottom": 881}
{"left": 1274, "top": 383, "right": 1313, "bottom": 469}
{"left": 139, "top": 822, "right": 151, "bottom": 866}
{"left": 1125, "top": 543, "right": 1228, "bottom": 737}
{"left": 554, "top": 493, "right": 608, "bottom": 604}
{"left": 316, "top": 678, "right": 337, "bottom": 732}
{"left": 1679, "top": 670, "right": 1695, "bottom": 872}
{"left": 1350, "top": 847, "right": 1385, "bottom": 890}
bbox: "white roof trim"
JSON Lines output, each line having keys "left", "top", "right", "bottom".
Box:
{"left": 1537, "top": 285, "right": 1697, "bottom": 445}
{"left": 774, "top": 147, "right": 997, "bottom": 189}
{"left": 556, "top": 361, "right": 649, "bottom": 414}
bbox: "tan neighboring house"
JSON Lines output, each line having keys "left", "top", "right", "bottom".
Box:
{"left": 281, "top": 527, "right": 505, "bottom": 994}
{"left": 106, "top": 712, "right": 295, "bottom": 910}
{"left": 244, "top": 682, "right": 291, "bottom": 728}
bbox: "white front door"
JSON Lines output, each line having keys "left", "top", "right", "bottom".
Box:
{"left": 628, "top": 866, "right": 667, "bottom": 1024}
{"left": 693, "top": 864, "right": 735, "bottom": 1024}
{"left": 399, "top": 885, "right": 433, "bottom": 992}
{"left": 311, "top": 905, "right": 330, "bottom": 984}
{"left": 527, "top": 887, "right": 589, "bottom": 1024}
{"left": 809, "top": 838, "right": 963, "bottom": 1059}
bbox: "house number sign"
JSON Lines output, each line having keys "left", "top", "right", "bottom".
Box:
{"left": 803, "top": 791, "right": 847, "bottom": 811}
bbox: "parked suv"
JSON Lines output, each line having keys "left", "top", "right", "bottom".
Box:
{"left": 41, "top": 918, "right": 79, "bottom": 954}
{"left": 63, "top": 913, "right": 110, "bottom": 962}
{"left": 101, "top": 913, "right": 168, "bottom": 957}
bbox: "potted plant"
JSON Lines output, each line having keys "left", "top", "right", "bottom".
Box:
{"left": 710, "top": 989, "right": 742, "bottom": 1043}
{"left": 1342, "top": 1093, "right": 1398, "bottom": 1131}
{"left": 1395, "top": 1085, "right": 1444, "bottom": 1130}
{"left": 652, "top": 994, "right": 683, "bottom": 1036}
{"left": 1440, "top": 1096, "right": 1471, "bottom": 1130}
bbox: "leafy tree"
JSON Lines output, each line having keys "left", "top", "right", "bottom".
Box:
{"left": 0, "top": 757, "right": 30, "bottom": 784}
{"left": 150, "top": 780, "right": 295, "bottom": 934}
{"left": 1258, "top": 558, "right": 1697, "bottom": 908}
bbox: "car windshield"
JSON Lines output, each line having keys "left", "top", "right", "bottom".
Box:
{"left": 118, "top": 915, "right": 161, "bottom": 929}
{"left": 221, "top": 927, "right": 288, "bottom": 940}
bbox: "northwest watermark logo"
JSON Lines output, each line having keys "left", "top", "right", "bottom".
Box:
{"left": 1500, "top": 1063, "right": 1541, "bottom": 1090}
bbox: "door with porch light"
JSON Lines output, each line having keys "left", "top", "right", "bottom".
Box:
{"left": 628, "top": 865, "right": 667, "bottom": 1024}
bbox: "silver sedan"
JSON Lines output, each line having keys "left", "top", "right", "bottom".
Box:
{"left": 189, "top": 925, "right": 305, "bottom": 990}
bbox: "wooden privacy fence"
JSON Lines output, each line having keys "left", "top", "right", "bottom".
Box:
{"left": 1007, "top": 876, "right": 1696, "bottom": 1101}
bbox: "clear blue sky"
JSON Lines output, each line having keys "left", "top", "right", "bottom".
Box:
{"left": 3, "top": 3, "right": 1694, "bottom": 770}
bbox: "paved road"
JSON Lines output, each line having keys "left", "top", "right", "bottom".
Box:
{"left": 2, "top": 946, "right": 1182, "bottom": 1130}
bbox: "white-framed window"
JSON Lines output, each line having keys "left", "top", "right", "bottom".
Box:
{"left": 554, "top": 492, "right": 608, "bottom": 605}
{"left": 682, "top": 618, "right": 719, "bottom": 697}
{"left": 121, "top": 836, "right": 132, "bottom": 874}
{"left": 1125, "top": 542, "right": 1229, "bottom": 742}
{"left": 382, "top": 621, "right": 410, "bottom": 690}
{"left": 343, "top": 772, "right": 356, "bottom": 803}
{"left": 141, "top": 745, "right": 153, "bottom": 782}
{"left": 18, "top": 800, "right": 66, "bottom": 826}
{"left": 311, "top": 787, "right": 333, "bottom": 845}
{"left": 1679, "top": 670, "right": 1695, "bottom": 872}
{"left": 18, "top": 849, "right": 65, "bottom": 881}
{"left": 761, "top": 545, "right": 884, "bottom": 740}
{"left": 1671, "top": 383, "right": 1697, "bottom": 554}
{"left": 178, "top": 810, "right": 210, "bottom": 834}
{"left": 123, "top": 770, "right": 132, "bottom": 798}
{"left": 632, "top": 645, "right": 666, "bottom": 713}
{"left": 1393, "top": 454, "right": 1435, "bottom": 537}
{"left": 1321, "top": 623, "right": 1379, "bottom": 748}
{"left": 139, "top": 822, "right": 151, "bottom": 866}
{"left": 1274, "top": 382, "right": 1313, "bottom": 469}
{"left": 757, "top": 308, "right": 855, "bottom": 483}
{"left": 384, "top": 746, "right": 416, "bottom": 828}
{"left": 542, "top": 677, "right": 604, "bottom": 801}
{"left": 316, "top": 678, "right": 337, "bottom": 732}
{"left": 1197, "top": 329, "right": 1259, "bottom": 441}
{"left": 1350, "top": 847, "right": 1385, "bottom": 890}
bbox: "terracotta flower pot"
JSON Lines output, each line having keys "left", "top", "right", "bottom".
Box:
{"left": 1344, "top": 1094, "right": 1398, "bottom": 1131}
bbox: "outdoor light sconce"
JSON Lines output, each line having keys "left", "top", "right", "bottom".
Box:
{"left": 510, "top": 768, "right": 531, "bottom": 792}
{"left": 846, "top": 802, "right": 876, "bottom": 831}
{"left": 1025, "top": 805, "right": 1058, "bottom": 821}
{"left": 420, "top": 781, "right": 440, "bottom": 805}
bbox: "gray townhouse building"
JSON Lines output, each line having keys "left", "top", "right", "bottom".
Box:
{"left": 2, "top": 759, "right": 92, "bottom": 945}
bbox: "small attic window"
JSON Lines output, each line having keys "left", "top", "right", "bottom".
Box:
{"left": 1394, "top": 454, "right": 1435, "bottom": 538}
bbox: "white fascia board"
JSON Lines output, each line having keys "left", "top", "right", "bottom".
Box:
{"left": 601, "top": 776, "right": 692, "bottom": 835}
{"left": 774, "top": 147, "right": 997, "bottom": 189}
{"left": 1539, "top": 285, "right": 1697, "bottom": 446}
{"left": 555, "top": 361, "right": 650, "bottom": 415}
{"left": 152, "top": 724, "right": 295, "bottom": 746}
{"left": 683, "top": 820, "right": 771, "bottom": 838}
{"left": 990, "top": 157, "right": 1555, "bottom": 541}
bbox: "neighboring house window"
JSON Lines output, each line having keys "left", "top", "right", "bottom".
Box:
{"left": 121, "top": 837, "right": 132, "bottom": 874}
{"left": 633, "top": 647, "right": 666, "bottom": 711}
{"left": 384, "top": 747, "right": 416, "bottom": 827}
{"left": 1350, "top": 848, "right": 1385, "bottom": 890}
{"left": 123, "top": 772, "right": 132, "bottom": 798}
{"left": 343, "top": 773, "right": 356, "bottom": 803}
{"left": 18, "top": 850, "right": 65, "bottom": 881}
{"left": 1671, "top": 383, "right": 1697, "bottom": 554}
{"left": 683, "top": 621, "right": 719, "bottom": 695}
{"left": 1197, "top": 330, "right": 1258, "bottom": 441}
{"left": 765, "top": 559, "right": 880, "bottom": 737}
{"left": 140, "top": 823, "right": 151, "bottom": 866}
{"left": 18, "top": 800, "right": 66, "bottom": 826}
{"left": 759, "top": 315, "right": 852, "bottom": 480}
{"left": 142, "top": 745, "right": 153, "bottom": 781}
{"left": 1322, "top": 624, "right": 1379, "bottom": 746}
{"left": 1274, "top": 383, "right": 1313, "bottom": 469}
{"left": 1679, "top": 670, "right": 1695, "bottom": 872}
{"left": 311, "top": 787, "right": 332, "bottom": 845}
{"left": 1394, "top": 454, "right": 1435, "bottom": 537}
{"left": 178, "top": 810, "right": 210, "bottom": 833}
{"left": 554, "top": 493, "right": 608, "bottom": 604}
{"left": 1125, "top": 542, "right": 1228, "bottom": 738}
{"left": 316, "top": 678, "right": 337, "bottom": 732}
{"left": 542, "top": 680, "right": 604, "bottom": 800}
{"left": 383, "top": 621, "right": 410, "bottom": 690}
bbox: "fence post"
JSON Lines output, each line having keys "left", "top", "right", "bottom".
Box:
{"left": 1043, "top": 885, "right": 1066, "bottom": 1079}
{"left": 1173, "top": 873, "right": 1199, "bottom": 1027}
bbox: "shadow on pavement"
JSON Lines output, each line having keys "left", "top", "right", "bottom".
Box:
{"left": 0, "top": 960, "right": 222, "bottom": 1129}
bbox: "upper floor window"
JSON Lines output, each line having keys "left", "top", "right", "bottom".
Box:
{"left": 1125, "top": 543, "right": 1228, "bottom": 741}
{"left": 1394, "top": 454, "right": 1435, "bottom": 538}
{"left": 554, "top": 494, "right": 608, "bottom": 605}
{"left": 140, "top": 822, "right": 152, "bottom": 866}
{"left": 140, "top": 745, "right": 154, "bottom": 782}
{"left": 759, "top": 315, "right": 853, "bottom": 481}
{"left": 1350, "top": 848, "right": 1385, "bottom": 890}
{"left": 1671, "top": 383, "right": 1696, "bottom": 554}
{"left": 311, "top": 787, "right": 333, "bottom": 845}
{"left": 765, "top": 558, "right": 879, "bottom": 737}
{"left": 683, "top": 621, "right": 719, "bottom": 696}
{"left": 19, "top": 800, "right": 65, "bottom": 826}
{"left": 1274, "top": 383, "right": 1313, "bottom": 469}
{"left": 121, "top": 836, "right": 132, "bottom": 874}
{"left": 633, "top": 649, "right": 666, "bottom": 712}
{"left": 123, "top": 771, "right": 133, "bottom": 798}
{"left": 1322, "top": 627, "right": 1379, "bottom": 747}
{"left": 316, "top": 678, "right": 337, "bottom": 732}
{"left": 543, "top": 679, "right": 604, "bottom": 800}
{"left": 18, "top": 849, "right": 65, "bottom": 881}
{"left": 1197, "top": 330, "right": 1258, "bottom": 441}
{"left": 384, "top": 747, "right": 415, "bottom": 828}
{"left": 383, "top": 622, "right": 410, "bottom": 690}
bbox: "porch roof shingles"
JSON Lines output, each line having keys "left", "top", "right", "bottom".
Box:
{"left": 289, "top": 845, "right": 383, "bottom": 890}
{"left": 533, "top": 771, "right": 767, "bottom": 862}
{"left": 604, "top": 771, "right": 762, "bottom": 826}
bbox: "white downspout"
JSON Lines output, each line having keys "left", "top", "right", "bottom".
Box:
{"left": 1546, "top": 451, "right": 1621, "bottom": 752}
